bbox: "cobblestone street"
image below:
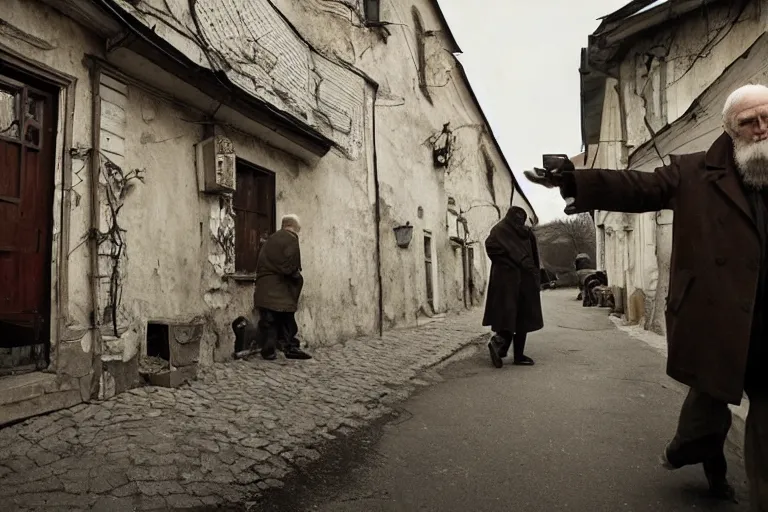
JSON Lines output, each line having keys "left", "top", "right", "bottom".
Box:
{"left": 0, "top": 311, "right": 485, "bottom": 511}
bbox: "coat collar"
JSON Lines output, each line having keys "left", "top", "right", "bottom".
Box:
{"left": 705, "top": 132, "right": 755, "bottom": 228}
{"left": 704, "top": 131, "right": 733, "bottom": 171}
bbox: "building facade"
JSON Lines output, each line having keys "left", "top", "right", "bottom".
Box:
{"left": 580, "top": 0, "right": 767, "bottom": 333}
{"left": 0, "top": 0, "right": 535, "bottom": 423}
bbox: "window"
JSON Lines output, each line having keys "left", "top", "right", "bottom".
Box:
{"left": 233, "top": 160, "right": 276, "bottom": 274}
{"left": 424, "top": 231, "right": 434, "bottom": 310}
{"left": 364, "top": 0, "right": 380, "bottom": 23}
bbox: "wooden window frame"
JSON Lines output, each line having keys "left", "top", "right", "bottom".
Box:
{"left": 232, "top": 159, "right": 276, "bottom": 279}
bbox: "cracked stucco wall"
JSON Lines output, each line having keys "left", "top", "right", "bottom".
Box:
{"left": 270, "top": 0, "right": 517, "bottom": 326}
{"left": 593, "top": 0, "right": 767, "bottom": 334}
{"left": 2, "top": 0, "right": 379, "bottom": 407}
{"left": 2, "top": 0, "right": 520, "bottom": 413}
{"left": 108, "top": 79, "right": 378, "bottom": 367}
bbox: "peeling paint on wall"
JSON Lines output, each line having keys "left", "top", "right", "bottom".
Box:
{"left": 208, "top": 196, "right": 236, "bottom": 276}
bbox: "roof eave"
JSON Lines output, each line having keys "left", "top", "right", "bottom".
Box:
{"left": 588, "top": 0, "right": 726, "bottom": 73}
{"left": 452, "top": 58, "right": 538, "bottom": 224}
{"left": 430, "top": 0, "right": 462, "bottom": 53}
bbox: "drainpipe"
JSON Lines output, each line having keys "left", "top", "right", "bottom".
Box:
{"left": 371, "top": 85, "right": 384, "bottom": 337}
{"left": 88, "top": 64, "right": 103, "bottom": 399}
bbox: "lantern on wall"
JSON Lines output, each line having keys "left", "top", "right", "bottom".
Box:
{"left": 393, "top": 222, "right": 413, "bottom": 248}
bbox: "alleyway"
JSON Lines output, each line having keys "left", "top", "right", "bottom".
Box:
{"left": 0, "top": 310, "right": 487, "bottom": 511}
{"left": 0, "top": 290, "right": 751, "bottom": 511}
{"left": 261, "top": 289, "right": 750, "bottom": 512}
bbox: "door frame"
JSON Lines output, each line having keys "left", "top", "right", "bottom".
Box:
{"left": 0, "top": 42, "right": 77, "bottom": 372}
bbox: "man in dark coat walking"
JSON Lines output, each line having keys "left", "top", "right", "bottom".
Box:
{"left": 483, "top": 206, "right": 544, "bottom": 368}
{"left": 524, "top": 84, "right": 768, "bottom": 509}
{"left": 253, "top": 214, "right": 311, "bottom": 361}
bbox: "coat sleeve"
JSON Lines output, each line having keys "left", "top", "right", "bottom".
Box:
{"left": 530, "top": 232, "right": 541, "bottom": 270}
{"left": 485, "top": 230, "right": 517, "bottom": 267}
{"left": 276, "top": 237, "right": 302, "bottom": 276}
{"left": 486, "top": 229, "right": 530, "bottom": 269}
{"left": 563, "top": 160, "right": 680, "bottom": 214}
{"left": 485, "top": 231, "right": 504, "bottom": 261}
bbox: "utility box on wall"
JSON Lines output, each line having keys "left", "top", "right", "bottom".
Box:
{"left": 195, "top": 135, "right": 236, "bottom": 194}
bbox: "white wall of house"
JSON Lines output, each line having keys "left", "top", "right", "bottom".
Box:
{"left": 0, "top": 0, "right": 534, "bottom": 415}
{"left": 590, "top": 1, "right": 768, "bottom": 333}
{"left": 269, "top": 0, "right": 527, "bottom": 323}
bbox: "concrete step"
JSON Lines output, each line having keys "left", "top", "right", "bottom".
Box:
{"left": 0, "top": 372, "right": 82, "bottom": 426}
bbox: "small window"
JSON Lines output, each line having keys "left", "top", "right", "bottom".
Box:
{"left": 364, "top": 0, "right": 380, "bottom": 23}
{"left": 424, "top": 231, "right": 434, "bottom": 310}
{"left": 0, "top": 86, "right": 19, "bottom": 139}
{"left": 233, "top": 160, "right": 276, "bottom": 274}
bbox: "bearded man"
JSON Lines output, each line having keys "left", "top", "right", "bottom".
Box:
{"left": 524, "top": 84, "right": 768, "bottom": 510}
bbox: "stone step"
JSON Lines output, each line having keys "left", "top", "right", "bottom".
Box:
{"left": 0, "top": 372, "right": 82, "bottom": 425}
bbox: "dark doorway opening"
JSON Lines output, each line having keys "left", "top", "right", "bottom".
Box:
{"left": 146, "top": 323, "right": 170, "bottom": 362}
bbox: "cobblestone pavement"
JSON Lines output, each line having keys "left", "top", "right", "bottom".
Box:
{"left": 0, "top": 310, "right": 486, "bottom": 511}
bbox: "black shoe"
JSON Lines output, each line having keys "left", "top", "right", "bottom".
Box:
{"left": 261, "top": 350, "right": 277, "bottom": 361}
{"left": 513, "top": 355, "right": 535, "bottom": 366}
{"left": 284, "top": 347, "right": 312, "bottom": 360}
{"left": 660, "top": 442, "right": 681, "bottom": 470}
{"left": 707, "top": 476, "right": 736, "bottom": 502}
{"left": 704, "top": 457, "right": 737, "bottom": 502}
{"left": 488, "top": 340, "right": 503, "bottom": 368}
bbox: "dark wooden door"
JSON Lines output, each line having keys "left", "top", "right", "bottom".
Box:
{"left": 233, "top": 161, "right": 276, "bottom": 274}
{"left": 0, "top": 71, "right": 56, "bottom": 373}
{"left": 466, "top": 247, "right": 475, "bottom": 307}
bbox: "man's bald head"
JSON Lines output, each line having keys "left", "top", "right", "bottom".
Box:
{"left": 281, "top": 214, "right": 301, "bottom": 233}
{"left": 724, "top": 84, "right": 768, "bottom": 188}
{"left": 723, "top": 84, "right": 768, "bottom": 137}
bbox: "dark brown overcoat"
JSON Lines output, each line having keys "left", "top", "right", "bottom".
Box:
{"left": 253, "top": 229, "right": 303, "bottom": 313}
{"left": 564, "top": 132, "right": 761, "bottom": 405}
{"left": 482, "top": 211, "right": 544, "bottom": 334}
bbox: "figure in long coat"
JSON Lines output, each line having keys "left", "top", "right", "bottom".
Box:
{"left": 522, "top": 84, "right": 768, "bottom": 504}
{"left": 483, "top": 206, "right": 543, "bottom": 368}
{"left": 252, "top": 214, "right": 311, "bottom": 361}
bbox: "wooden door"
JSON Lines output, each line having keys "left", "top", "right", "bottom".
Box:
{"left": 467, "top": 247, "right": 475, "bottom": 307}
{"left": 233, "top": 161, "right": 276, "bottom": 274}
{"left": 0, "top": 71, "right": 56, "bottom": 373}
{"left": 423, "top": 232, "right": 434, "bottom": 311}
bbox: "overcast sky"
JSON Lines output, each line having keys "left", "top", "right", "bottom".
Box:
{"left": 437, "top": 0, "right": 631, "bottom": 223}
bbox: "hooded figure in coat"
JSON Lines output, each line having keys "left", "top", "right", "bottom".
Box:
{"left": 482, "top": 206, "right": 543, "bottom": 368}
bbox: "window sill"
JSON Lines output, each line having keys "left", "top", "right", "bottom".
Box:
{"left": 225, "top": 273, "right": 258, "bottom": 282}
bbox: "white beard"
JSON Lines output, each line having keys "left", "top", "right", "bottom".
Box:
{"left": 734, "top": 138, "right": 768, "bottom": 189}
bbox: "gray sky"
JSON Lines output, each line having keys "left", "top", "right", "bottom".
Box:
{"left": 437, "top": 0, "right": 631, "bottom": 223}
